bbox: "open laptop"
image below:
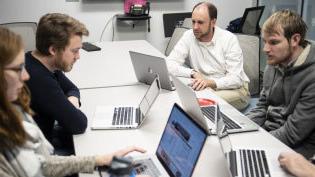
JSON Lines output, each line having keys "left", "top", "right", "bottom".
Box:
{"left": 91, "top": 76, "right": 161, "bottom": 130}
{"left": 171, "top": 75, "right": 258, "bottom": 135}
{"left": 132, "top": 103, "right": 207, "bottom": 177}
{"left": 216, "top": 108, "right": 291, "bottom": 177}
{"left": 129, "top": 51, "right": 175, "bottom": 91}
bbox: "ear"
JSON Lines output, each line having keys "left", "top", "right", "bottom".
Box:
{"left": 290, "top": 33, "right": 301, "bottom": 47}
{"left": 211, "top": 18, "right": 216, "bottom": 26}
{"left": 48, "top": 46, "right": 57, "bottom": 56}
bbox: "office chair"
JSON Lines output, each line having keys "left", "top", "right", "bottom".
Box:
{"left": 239, "top": 6, "right": 265, "bottom": 35}
{"left": 163, "top": 12, "right": 191, "bottom": 38}
{"left": 236, "top": 34, "right": 260, "bottom": 96}
{"left": 0, "top": 22, "right": 37, "bottom": 52}
{"left": 164, "top": 17, "right": 192, "bottom": 56}
{"left": 182, "top": 18, "right": 192, "bottom": 29}
{"left": 165, "top": 27, "right": 189, "bottom": 56}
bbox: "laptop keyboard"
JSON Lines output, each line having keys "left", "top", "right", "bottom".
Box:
{"left": 228, "top": 149, "right": 270, "bottom": 177}
{"left": 134, "top": 158, "right": 161, "bottom": 177}
{"left": 201, "top": 107, "right": 241, "bottom": 129}
{"left": 112, "top": 107, "right": 134, "bottom": 125}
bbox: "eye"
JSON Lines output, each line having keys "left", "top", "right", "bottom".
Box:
{"left": 270, "top": 40, "right": 280, "bottom": 45}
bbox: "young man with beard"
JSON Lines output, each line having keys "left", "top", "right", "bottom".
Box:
{"left": 25, "top": 13, "right": 88, "bottom": 155}
{"left": 166, "top": 2, "right": 250, "bottom": 111}
{"left": 246, "top": 10, "right": 315, "bottom": 159}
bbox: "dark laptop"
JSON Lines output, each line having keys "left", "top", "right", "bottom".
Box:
{"left": 132, "top": 103, "right": 207, "bottom": 177}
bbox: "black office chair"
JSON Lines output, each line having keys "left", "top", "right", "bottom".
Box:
{"left": 227, "top": 6, "right": 265, "bottom": 35}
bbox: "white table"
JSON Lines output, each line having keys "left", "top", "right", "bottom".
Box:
{"left": 71, "top": 40, "right": 292, "bottom": 177}
{"left": 74, "top": 85, "right": 292, "bottom": 177}
{"left": 67, "top": 40, "right": 165, "bottom": 89}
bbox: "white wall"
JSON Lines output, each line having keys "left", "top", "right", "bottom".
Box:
{"left": 0, "top": 0, "right": 253, "bottom": 53}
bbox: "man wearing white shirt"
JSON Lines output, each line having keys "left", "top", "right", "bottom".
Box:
{"left": 166, "top": 2, "right": 250, "bottom": 110}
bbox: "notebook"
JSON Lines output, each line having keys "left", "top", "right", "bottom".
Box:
{"left": 216, "top": 108, "right": 291, "bottom": 177}
{"left": 171, "top": 75, "right": 258, "bottom": 135}
{"left": 129, "top": 51, "right": 175, "bottom": 91}
{"left": 132, "top": 103, "right": 207, "bottom": 177}
{"left": 91, "top": 76, "right": 161, "bottom": 130}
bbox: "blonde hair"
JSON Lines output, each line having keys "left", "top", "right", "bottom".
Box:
{"left": 262, "top": 9, "right": 308, "bottom": 47}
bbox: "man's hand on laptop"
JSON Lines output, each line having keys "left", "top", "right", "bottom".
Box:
{"left": 95, "top": 146, "right": 146, "bottom": 166}
{"left": 191, "top": 72, "right": 217, "bottom": 91}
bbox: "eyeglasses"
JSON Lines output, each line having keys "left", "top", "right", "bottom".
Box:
{"left": 4, "top": 63, "right": 26, "bottom": 76}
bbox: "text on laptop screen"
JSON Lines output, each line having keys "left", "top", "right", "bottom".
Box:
{"left": 139, "top": 78, "right": 160, "bottom": 117}
{"left": 156, "top": 104, "right": 207, "bottom": 177}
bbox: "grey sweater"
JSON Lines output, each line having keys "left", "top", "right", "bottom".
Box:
{"left": 0, "top": 107, "right": 95, "bottom": 177}
{"left": 246, "top": 43, "right": 315, "bottom": 158}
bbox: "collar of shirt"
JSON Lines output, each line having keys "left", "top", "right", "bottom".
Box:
{"left": 277, "top": 44, "right": 311, "bottom": 70}
{"left": 293, "top": 43, "right": 311, "bottom": 67}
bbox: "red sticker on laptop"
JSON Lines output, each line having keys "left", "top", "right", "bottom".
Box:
{"left": 197, "top": 98, "right": 216, "bottom": 106}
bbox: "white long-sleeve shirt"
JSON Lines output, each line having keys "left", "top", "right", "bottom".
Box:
{"left": 166, "top": 27, "right": 249, "bottom": 90}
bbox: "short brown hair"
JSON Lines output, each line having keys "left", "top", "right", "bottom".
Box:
{"left": 0, "top": 27, "right": 28, "bottom": 152}
{"left": 193, "top": 1, "right": 217, "bottom": 20}
{"left": 36, "top": 13, "right": 89, "bottom": 55}
{"left": 262, "top": 9, "right": 308, "bottom": 47}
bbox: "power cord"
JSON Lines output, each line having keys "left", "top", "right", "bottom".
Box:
{"left": 99, "top": 14, "right": 118, "bottom": 42}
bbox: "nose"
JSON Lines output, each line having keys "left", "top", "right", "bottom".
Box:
{"left": 263, "top": 43, "right": 270, "bottom": 53}
{"left": 193, "top": 22, "right": 199, "bottom": 30}
{"left": 75, "top": 50, "right": 80, "bottom": 60}
{"left": 21, "top": 67, "right": 30, "bottom": 81}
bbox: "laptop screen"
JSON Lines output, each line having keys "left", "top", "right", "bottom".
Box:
{"left": 156, "top": 103, "right": 207, "bottom": 177}
{"left": 139, "top": 77, "right": 161, "bottom": 117}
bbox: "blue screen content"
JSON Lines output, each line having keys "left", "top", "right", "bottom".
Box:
{"left": 156, "top": 104, "right": 207, "bottom": 177}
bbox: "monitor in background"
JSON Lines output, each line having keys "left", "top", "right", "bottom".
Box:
{"left": 239, "top": 6, "right": 265, "bottom": 35}
{"left": 163, "top": 12, "right": 192, "bottom": 37}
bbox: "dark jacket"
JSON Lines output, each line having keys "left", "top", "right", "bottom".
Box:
{"left": 246, "top": 43, "right": 315, "bottom": 158}
{"left": 25, "top": 52, "right": 87, "bottom": 144}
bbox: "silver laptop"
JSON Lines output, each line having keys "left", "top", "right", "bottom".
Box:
{"left": 132, "top": 103, "right": 207, "bottom": 177}
{"left": 129, "top": 51, "right": 175, "bottom": 91}
{"left": 91, "top": 76, "right": 161, "bottom": 130}
{"left": 216, "top": 109, "right": 291, "bottom": 177}
{"left": 171, "top": 75, "right": 258, "bottom": 135}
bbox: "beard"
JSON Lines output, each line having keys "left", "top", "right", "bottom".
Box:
{"left": 55, "top": 52, "right": 73, "bottom": 72}
{"left": 267, "top": 45, "right": 293, "bottom": 66}
{"left": 193, "top": 26, "right": 212, "bottom": 41}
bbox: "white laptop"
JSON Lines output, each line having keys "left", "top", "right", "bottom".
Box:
{"left": 216, "top": 108, "right": 292, "bottom": 177}
{"left": 91, "top": 76, "right": 161, "bottom": 130}
{"left": 129, "top": 51, "right": 175, "bottom": 91}
{"left": 171, "top": 75, "right": 258, "bottom": 135}
{"left": 131, "top": 103, "right": 207, "bottom": 177}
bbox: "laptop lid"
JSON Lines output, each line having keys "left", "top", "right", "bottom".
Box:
{"left": 91, "top": 76, "right": 161, "bottom": 130}
{"left": 216, "top": 107, "right": 235, "bottom": 177}
{"left": 138, "top": 76, "right": 161, "bottom": 125}
{"left": 171, "top": 75, "right": 213, "bottom": 134}
{"left": 155, "top": 103, "right": 207, "bottom": 177}
{"left": 129, "top": 51, "right": 175, "bottom": 91}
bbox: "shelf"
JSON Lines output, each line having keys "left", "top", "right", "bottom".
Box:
{"left": 116, "top": 14, "right": 151, "bottom": 32}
